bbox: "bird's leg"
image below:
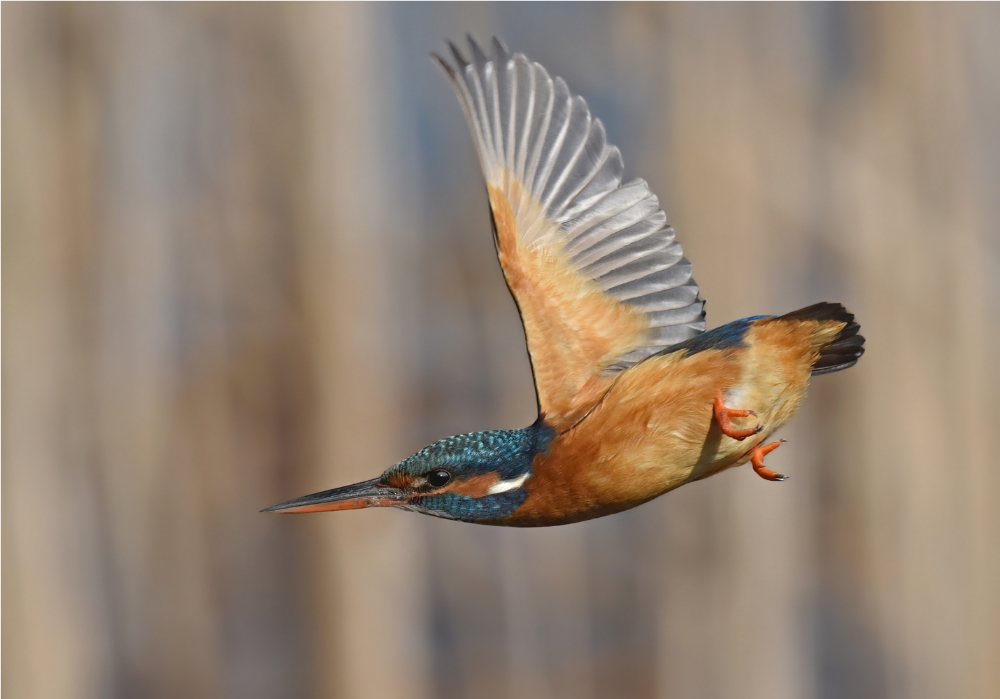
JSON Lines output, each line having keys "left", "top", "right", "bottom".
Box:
{"left": 751, "top": 440, "right": 787, "bottom": 481}
{"left": 713, "top": 389, "right": 762, "bottom": 440}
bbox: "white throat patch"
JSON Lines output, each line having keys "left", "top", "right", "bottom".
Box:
{"left": 487, "top": 471, "right": 531, "bottom": 495}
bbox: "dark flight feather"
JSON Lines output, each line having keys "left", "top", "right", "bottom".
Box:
{"left": 780, "top": 302, "right": 866, "bottom": 375}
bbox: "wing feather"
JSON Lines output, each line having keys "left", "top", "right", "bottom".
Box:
{"left": 434, "top": 36, "right": 706, "bottom": 430}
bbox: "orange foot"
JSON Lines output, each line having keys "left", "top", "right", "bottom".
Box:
{"left": 713, "top": 389, "right": 762, "bottom": 440}
{"left": 751, "top": 440, "right": 788, "bottom": 481}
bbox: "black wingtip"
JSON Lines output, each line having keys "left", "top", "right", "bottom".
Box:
{"left": 449, "top": 40, "right": 468, "bottom": 68}
{"left": 467, "top": 34, "right": 489, "bottom": 65}
{"left": 492, "top": 36, "right": 511, "bottom": 61}
{"left": 441, "top": 35, "right": 510, "bottom": 72}
{"left": 430, "top": 51, "right": 456, "bottom": 78}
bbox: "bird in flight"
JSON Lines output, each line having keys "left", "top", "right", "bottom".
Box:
{"left": 264, "top": 36, "right": 864, "bottom": 526}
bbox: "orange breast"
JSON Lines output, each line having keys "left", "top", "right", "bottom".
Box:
{"left": 500, "top": 350, "right": 737, "bottom": 526}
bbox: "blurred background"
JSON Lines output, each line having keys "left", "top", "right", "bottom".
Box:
{"left": 4, "top": 3, "right": 999, "bottom": 699}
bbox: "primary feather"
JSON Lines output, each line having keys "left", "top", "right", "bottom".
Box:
{"left": 434, "top": 35, "right": 706, "bottom": 430}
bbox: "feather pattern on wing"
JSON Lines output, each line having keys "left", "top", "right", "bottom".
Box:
{"left": 435, "top": 36, "right": 705, "bottom": 430}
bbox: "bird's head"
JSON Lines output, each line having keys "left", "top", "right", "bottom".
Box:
{"left": 263, "top": 419, "right": 554, "bottom": 522}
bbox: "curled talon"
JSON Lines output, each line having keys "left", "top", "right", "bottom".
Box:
{"left": 713, "top": 389, "right": 761, "bottom": 440}
{"left": 751, "top": 441, "right": 786, "bottom": 481}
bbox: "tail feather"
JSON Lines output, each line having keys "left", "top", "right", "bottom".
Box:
{"left": 781, "top": 302, "right": 865, "bottom": 376}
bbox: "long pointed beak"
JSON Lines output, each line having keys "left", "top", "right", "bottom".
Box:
{"left": 261, "top": 478, "right": 408, "bottom": 514}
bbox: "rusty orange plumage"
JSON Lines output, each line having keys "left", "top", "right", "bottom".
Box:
{"left": 263, "top": 36, "right": 865, "bottom": 526}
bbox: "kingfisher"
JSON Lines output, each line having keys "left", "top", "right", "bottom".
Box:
{"left": 264, "top": 36, "right": 864, "bottom": 527}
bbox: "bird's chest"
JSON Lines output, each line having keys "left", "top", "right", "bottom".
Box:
{"left": 514, "top": 400, "right": 720, "bottom": 524}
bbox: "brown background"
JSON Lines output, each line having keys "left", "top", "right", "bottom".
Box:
{"left": 4, "top": 3, "right": 999, "bottom": 699}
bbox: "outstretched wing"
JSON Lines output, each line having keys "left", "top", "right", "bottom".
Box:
{"left": 435, "top": 36, "right": 705, "bottom": 432}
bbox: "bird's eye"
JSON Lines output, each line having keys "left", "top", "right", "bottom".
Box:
{"left": 426, "top": 470, "right": 452, "bottom": 488}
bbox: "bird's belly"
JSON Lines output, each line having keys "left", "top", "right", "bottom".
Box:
{"left": 507, "top": 346, "right": 811, "bottom": 526}
{"left": 513, "top": 416, "right": 719, "bottom": 526}
{"left": 686, "top": 382, "right": 800, "bottom": 482}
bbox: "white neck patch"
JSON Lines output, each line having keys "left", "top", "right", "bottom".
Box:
{"left": 487, "top": 471, "right": 531, "bottom": 495}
